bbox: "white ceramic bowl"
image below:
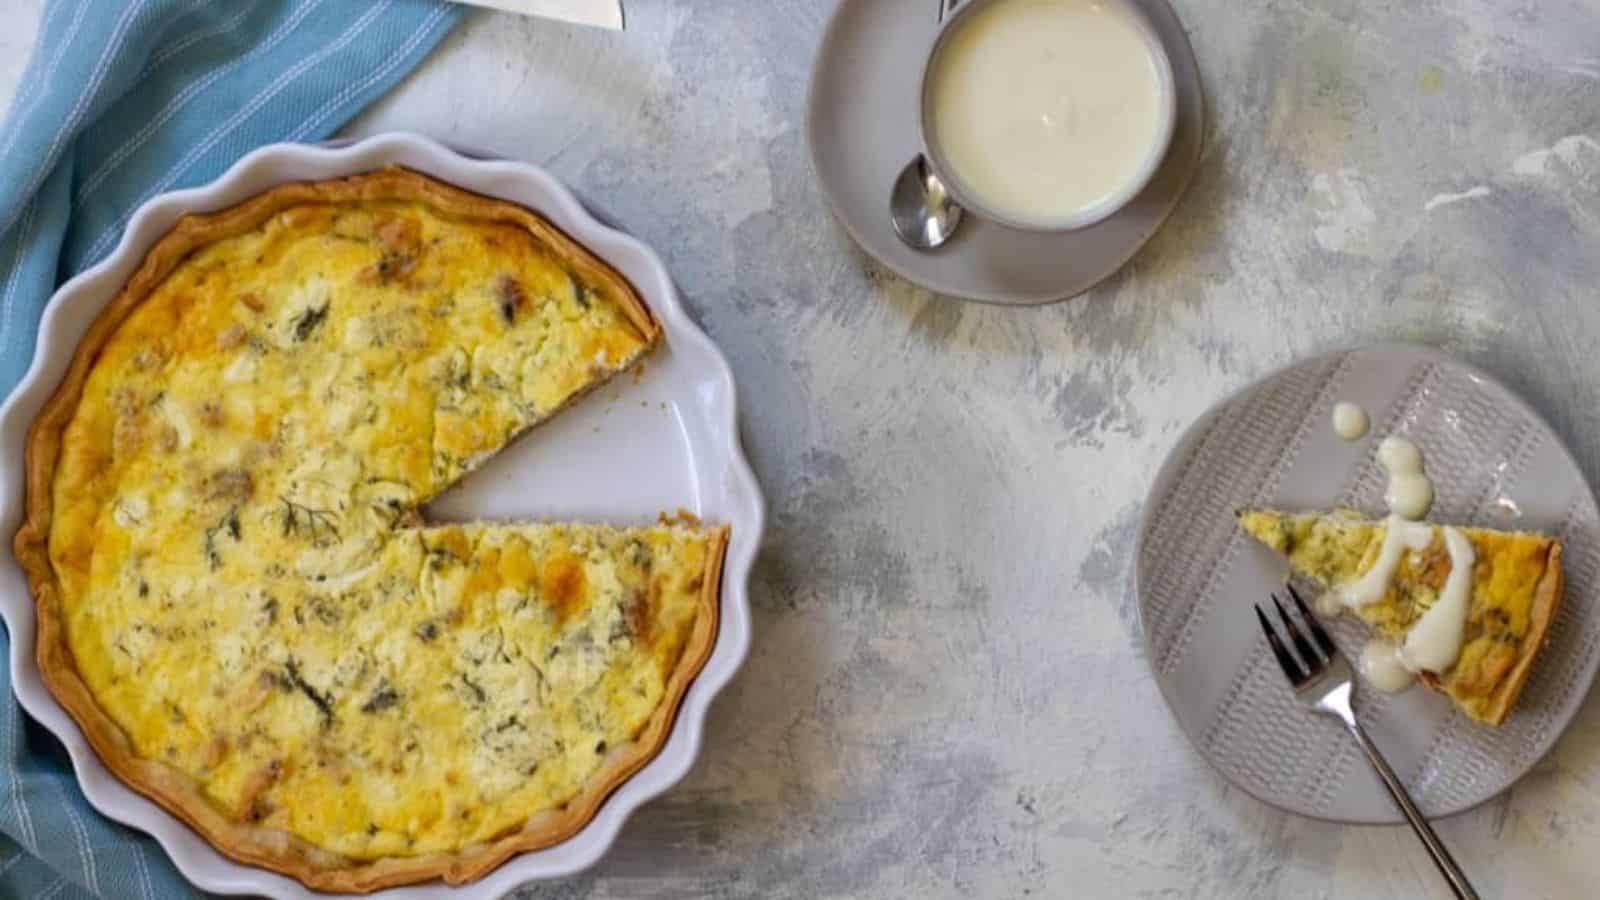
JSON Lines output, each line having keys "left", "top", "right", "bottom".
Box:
{"left": 918, "top": 0, "right": 1178, "bottom": 232}
{"left": 0, "top": 133, "right": 764, "bottom": 897}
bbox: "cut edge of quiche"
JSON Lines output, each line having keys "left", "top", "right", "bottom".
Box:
{"left": 1236, "top": 508, "right": 1562, "bottom": 727}
{"left": 12, "top": 168, "right": 728, "bottom": 892}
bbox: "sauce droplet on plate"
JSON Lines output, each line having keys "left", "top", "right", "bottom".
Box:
{"left": 1359, "top": 639, "right": 1416, "bottom": 693}
{"left": 1378, "top": 436, "right": 1433, "bottom": 520}
{"left": 1331, "top": 402, "right": 1369, "bottom": 440}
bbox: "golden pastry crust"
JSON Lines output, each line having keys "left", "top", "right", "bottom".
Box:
{"left": 1423, "top": 542, "right": 1560, "bottom": 727}
{"left": 13, "top": 168, "right": 728, "bottom": 891}
{"left": 1237, "top": 508, "right": 1562, "bottom": 726}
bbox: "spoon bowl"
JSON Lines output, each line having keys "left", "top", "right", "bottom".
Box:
{"left": 890, "top": 154, "right": 963, "bottom": 251}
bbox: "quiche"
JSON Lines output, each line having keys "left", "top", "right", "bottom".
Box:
{"left": 1238, "top": 508, "right": 1561, "bottom": 726}
{"left": 13, "top": 169, "right": 729, "bottom": 891}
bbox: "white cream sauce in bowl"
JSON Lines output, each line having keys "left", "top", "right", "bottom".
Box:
{"left": 920, "top": 0, "right": 1177, "bottom": 231}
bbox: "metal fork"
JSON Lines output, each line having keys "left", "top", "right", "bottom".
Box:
{"left": 1256, "top": 585, "right": 1480, "bottom": 900}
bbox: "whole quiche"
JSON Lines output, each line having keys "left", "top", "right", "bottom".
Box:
{"left": 13, "top": 168, "right": 728, "bottom": 891}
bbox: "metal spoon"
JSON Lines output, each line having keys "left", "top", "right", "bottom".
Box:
{"left": 890, "top": 154, "right": 963, "bottom": 251}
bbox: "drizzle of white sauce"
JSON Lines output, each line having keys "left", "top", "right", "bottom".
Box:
{"left": 1401, "top": 527, "right": 1476, "bottom": 673}
{"left": 1331, "top": 402, "right": 1369, "bottom": 440}
{"left": 1315, "top": 433, "right": 1476, "bottom": 685}
{"left": 1335, "top": 514, "right": 1434, "bottom": 612}
{"left": 1378, "top": 436, "right": 1433, "bottom": 520}
{"left": 1388, "top": 477, "right": 1433, "bottom": 520}
{"left": 1377, "top": 435, "right": 1422, "bottom": 478}
{"left": 1359, "top": 639, "right": 1416, "bottom": 693}
{"left": 1495, "top": 497, "right": 1522, "bottom": 519}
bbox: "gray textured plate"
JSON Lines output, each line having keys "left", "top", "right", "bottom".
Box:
{"left": 1136, "top": 344, "right": 1600, "bottom": 823}
{"left": 804, "top": 0, "right": 1204, "bottom": 305}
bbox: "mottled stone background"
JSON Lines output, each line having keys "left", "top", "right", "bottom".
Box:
{"left": 5, "top": 1, "right": 1600, "bottom": 897}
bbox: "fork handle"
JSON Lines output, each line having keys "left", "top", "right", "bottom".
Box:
{"left": 1345, "top": 720, "right": 1480, "bottom": 900}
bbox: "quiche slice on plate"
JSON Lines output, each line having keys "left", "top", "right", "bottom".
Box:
{"left": 1237, "top": 508, "right": 1561, "bottom": 726}
{"left": 13, "top": 169, "right": 728, "bottom": 891}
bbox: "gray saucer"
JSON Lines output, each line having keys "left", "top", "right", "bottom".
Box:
{"left": 804, "top": 0, "right": 1204, "bottom": 305}
{"left": 1136, "top": 344, "right": 1600, "bottom": 823}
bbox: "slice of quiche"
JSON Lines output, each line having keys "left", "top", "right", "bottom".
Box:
{"left": 14, "top": 169, "right": 729, "bottom": 891}
{"left": 1237, "top": 509, "right": 1561, "bottom": 726}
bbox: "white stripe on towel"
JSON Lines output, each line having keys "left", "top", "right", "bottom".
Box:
{"left": 76, "top": 0, "right": 326, "bottom": 206}
{"left": 18, "top": 0, "right": 149, "bottom": 225}
{"left": 83, "top": 0, "right": 391, "bottom": 263}
{"left": 142, "top": 0, "right": 239, "bottom": 74}
{"left": 0, "top": 0, "right": 85, "bottom": 166}
{"left": 58, "top": 788, "right": 98, "bottom": 896}
{"left": 0, "top": 198, "right": 41, "bottom": 398}
{"left": 292, "top": 3, "right": 452, "bottom": 141}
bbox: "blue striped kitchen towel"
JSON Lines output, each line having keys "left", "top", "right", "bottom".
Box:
{"left": 0, "top": 1, "right": 463, "bottom": 896}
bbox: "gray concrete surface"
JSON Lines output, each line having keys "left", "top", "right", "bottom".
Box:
{"left": 7, "top": 1, "right": 1600, "bottom": 897}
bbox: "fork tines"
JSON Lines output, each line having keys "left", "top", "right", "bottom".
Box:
{"left": 1255, "top": 584, "right": 1340, "bottom": 686}
{"left": 1285, "top": 584, "right": 1339, "bottom": 658}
